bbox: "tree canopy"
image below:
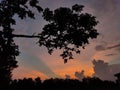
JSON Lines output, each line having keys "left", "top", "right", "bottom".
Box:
{"left": 40, "top": 4, "right": 99, "bottom": 62}
{"left": 0, "top": 0, "right": 99, "bottom": 88}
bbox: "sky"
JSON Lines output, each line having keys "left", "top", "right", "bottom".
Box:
{"left": 12, "top": 0, "right": 120, "bottom": 81}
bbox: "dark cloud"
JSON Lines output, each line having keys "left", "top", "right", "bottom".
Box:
{"left": 107, "top": 44, "right": 120, "bottom": 49}
{"left": 74, "top": 70, "right": 85, "bottom": 81}
{"left": 95, "top": 43, "right": 120, "bottom": 51}
{"left": 105, "top": 53, "right": 117, "bottom": 56}
{"left": 95, "top": 45, "right": 106, "bottom": 51}
{"left": 92, "top": 59, "right": 120, "bottom": 80}
{"left": 117, "top": 48, "right": 120, "bottom": 52}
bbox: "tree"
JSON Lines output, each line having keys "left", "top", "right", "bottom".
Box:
{"left": 40, "top": 5, "right": 99, "bottom": 62}
{"left": 0, "top": 0, "right": 42, "bottom": 88}
{"left": 114, "top": 73, "right": 120, "bottom": 85}
{"left": 0, "top": 0, "right": 99, "bottom": 88}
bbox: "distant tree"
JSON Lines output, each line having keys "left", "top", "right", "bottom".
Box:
{"left": 114, "top": 72, "right": 120, "bottom": 85}
{"left": 34, "top": 77, "right": 42, "bottom": 89}
{"left": 0, "top": 0, "right": 99, "bottom": 88}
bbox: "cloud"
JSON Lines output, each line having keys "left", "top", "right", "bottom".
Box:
{"left": 92, "top": 59, "right": 120, "bottom": 81}
{"left": 107, "top": 44, "right": 120, "bottom": 49}
{"left": 105, "top": 53, "right": 117, "bottom": 57}
{"left": 74, "top": 70, "right": 85, "bottom": 81}
{"left": 117, "top": 48, "right": 120, "bottom": 52}
{"left": 95, "top": 45, "right": 106, "bottom": 51}
{"left": 95, "top": 43, "right": 120, "bottom": 51}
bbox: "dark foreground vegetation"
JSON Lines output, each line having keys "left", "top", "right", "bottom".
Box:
{"left": 2, "top": 77, "right": 120, "bottom": 90}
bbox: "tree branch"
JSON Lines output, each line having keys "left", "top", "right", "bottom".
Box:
{"left": 0, "top": 31, "right": 40, "bottom": 38}
{"left": 12, "top": 34, "right": 40, "bottom": 38}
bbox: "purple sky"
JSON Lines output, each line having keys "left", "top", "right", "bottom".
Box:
{"left": 12, "top": 0, "right": 120, "bottom": 81}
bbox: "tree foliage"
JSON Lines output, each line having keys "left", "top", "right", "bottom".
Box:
{"left": 40, "top": 4, "right": 99, "bottom": 63}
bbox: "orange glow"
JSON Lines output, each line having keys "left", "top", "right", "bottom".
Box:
{"left": 26, "top": 70, "right": 48, "bottom": 80}
{"left": 13, "top": 55, "right": 96, "bottom": 80}
{"left": 13, "top": 64, "right": 95, "bottom": 80}
{"left": 13, "top": 66, "right": 48, "bottom": 80}
{"left": 84, "top": 67, "right": 94, "bottom": 77}
{"left": 54, "top": 61, "right": 95, "bottom": 79}
{"left": 54, "top": 66, "right": 79, "bottom": 79}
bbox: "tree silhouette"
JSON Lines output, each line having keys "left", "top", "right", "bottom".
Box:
{"left": 40, "top": 4, "right": 99, "bottom": 62}
{"left": 9, "top": 77, "right": 119, "bottom": 90}
{"left": 114, "top": 72, "right": 120, "bottom": 86}
{"left": 0, "top": 0, "right": 42, "bottom": 88}
{"left": 0, "top": 0, "right": 99, "bottom": 88}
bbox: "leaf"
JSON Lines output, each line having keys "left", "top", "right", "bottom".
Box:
{"left": 36, "top": 6, "right": 43, "bottom": 12}
{"left": 10, "top": 18, "right": 16, "bottom": 25}
{"left": 64, "top": 59, "right": 68, "bottom": 63}
{"left": 27, "top": 11, "right": 35, "bottom": 19}
{"left": 76, "top": 50, "right": 80, "bottom": 54}
{"left": 29, "top": 0, "right": 38, "bottom": 7}
{"left": 72, "top": 4, "right": 84, "bottom": 12}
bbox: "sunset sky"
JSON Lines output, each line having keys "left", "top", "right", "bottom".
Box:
{"left": 12, "top": 0, "right": 120, "bottom": 81}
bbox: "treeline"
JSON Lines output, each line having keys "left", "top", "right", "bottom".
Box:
{"left": 4, "top": 77, "right": 120, "bottom": 90}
